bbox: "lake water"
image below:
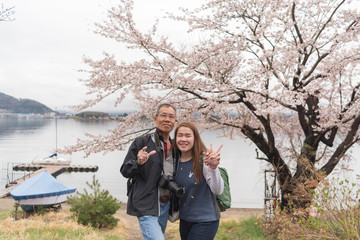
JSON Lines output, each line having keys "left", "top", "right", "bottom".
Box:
{"left": 1, "top": 117, "right": 359, "bottom": 208}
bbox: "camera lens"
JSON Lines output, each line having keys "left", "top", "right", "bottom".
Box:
{"left": 174, "top": 187, "right": 184, "bottom": 198}
{"left": 167, "top": 181, "right": 184, "bottom": 198}
{"left": 158, "top": 175, "right": 184, "bottom": 198}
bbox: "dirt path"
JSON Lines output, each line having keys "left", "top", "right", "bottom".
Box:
{"left": 0, "top": 197, "right": 263, "bottom": 240}
{"left": 0, "top": 197, "right": 16, "bottom": 210}
{"left": 115, "top": 203, "right": 143, "bottom": 240}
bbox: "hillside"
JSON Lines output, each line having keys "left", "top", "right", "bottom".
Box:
{"left": 0, "top": 92, "right": 53, "bottom": 114}
{"left": 75, "top": 111, "right": 109, "bottom": 119}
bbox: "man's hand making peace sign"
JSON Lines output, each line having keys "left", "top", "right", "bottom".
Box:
{"left": 137, "top": 146, "right": 156, "bottom": 165}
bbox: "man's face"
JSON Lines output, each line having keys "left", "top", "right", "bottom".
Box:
{"left": 153, "top": 106, "right": 176, "bottom": 134}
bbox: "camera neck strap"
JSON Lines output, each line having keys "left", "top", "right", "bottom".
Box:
{"left": 155, "top": 130, "right": 178, "bottom": 178}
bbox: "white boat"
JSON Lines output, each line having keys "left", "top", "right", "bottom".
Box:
{"left": 32, "top": 153, "right": 71, "bottom": 165}
{"left": 10, "top": 170, "right": 76, "bottom": 212}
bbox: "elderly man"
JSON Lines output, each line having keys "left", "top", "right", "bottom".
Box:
{"left": 120, "top": 103, "right": 177, "bottom": 240}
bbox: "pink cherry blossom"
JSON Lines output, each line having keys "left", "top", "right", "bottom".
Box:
{"left": 64, "top": 0, "right": 360, "bottom": 209}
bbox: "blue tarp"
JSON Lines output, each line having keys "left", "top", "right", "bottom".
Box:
{"left": 10, "top": 170, "right": 76, "bottom": 201}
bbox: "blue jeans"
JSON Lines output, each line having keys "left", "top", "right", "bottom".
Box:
{"left": 179, "top": 219, "right": 220, "bottom": 240}
{"left": 138, "top": 201, "right": 170, "bottom": 240}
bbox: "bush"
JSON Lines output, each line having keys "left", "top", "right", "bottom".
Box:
{"left": 67, "top": 175, "right": 121, "bottom": 229}
{"left": 264, "top": 176, "right": 360, "bottom": 240}
{"left": 312, "top": 177, "right": 360, "bottom": 239}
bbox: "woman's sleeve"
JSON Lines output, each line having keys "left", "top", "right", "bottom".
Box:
{"left": 203, "top": 165, "right": 224, "bottom": 195}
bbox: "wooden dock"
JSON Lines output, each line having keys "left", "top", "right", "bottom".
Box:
{"left": 0, "top": 164, "right": 98, "bottom": 198}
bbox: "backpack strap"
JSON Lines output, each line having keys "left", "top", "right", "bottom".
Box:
{"left": 172, "top": 149, "right": 180, "bottom": 178}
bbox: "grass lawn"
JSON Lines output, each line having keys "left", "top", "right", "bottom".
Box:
{"left": 1, "top": 209, "right": 268, "bottom": 240}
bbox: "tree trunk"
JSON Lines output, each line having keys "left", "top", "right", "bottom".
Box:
{"left": 277, "top": 156, "right": 322, "bottom": 211}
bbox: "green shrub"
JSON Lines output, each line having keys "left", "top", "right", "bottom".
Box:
{"left": 67, "top": 175, "right": 121, "bottom": 229}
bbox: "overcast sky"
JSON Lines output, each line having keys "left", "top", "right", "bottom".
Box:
{"left": 0, "top": 0, "right": 200, "bottom": 113}
{"left": 3, "top": 1, "right": 358, "bottom": 113}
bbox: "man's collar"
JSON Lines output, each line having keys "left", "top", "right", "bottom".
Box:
{"left": 156, "top": 128, "right": 173, "bottom": 143}
{"left": 156, "top": 128, "right": 165, "bottom": 142}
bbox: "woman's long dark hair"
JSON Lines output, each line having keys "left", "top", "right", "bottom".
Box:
{"left": 174, "top": 122, "right": 207, "bottom": 182}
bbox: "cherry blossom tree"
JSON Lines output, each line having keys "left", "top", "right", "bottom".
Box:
{"left": 0, "top": 4, "right": 14, "bottom": 21}
{"left": 67, "top": 0, "right": 360, "bottom": 209}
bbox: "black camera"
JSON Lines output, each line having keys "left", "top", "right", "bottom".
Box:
{"left": 158, "top": 175, "right": 184, "bottom": 198}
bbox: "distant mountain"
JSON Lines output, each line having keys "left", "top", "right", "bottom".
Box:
{"left": 0, "top": 92, "right": 54, "bottom": 114}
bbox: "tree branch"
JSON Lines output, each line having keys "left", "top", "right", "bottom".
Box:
{"left": 320, "top": 114, "right": 360, "bottom": 175}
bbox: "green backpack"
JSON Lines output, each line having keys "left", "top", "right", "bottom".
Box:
{"left": 200, "top": 156, "right": 231, "bottom": 211}
{"left": 216, "top": 167, "right": 231, "bottom": 211}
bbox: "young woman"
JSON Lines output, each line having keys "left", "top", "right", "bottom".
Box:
{"left": 174, "top": 121, "right": 224, "bottom": 240}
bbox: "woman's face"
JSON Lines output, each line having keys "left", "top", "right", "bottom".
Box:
{"left": 176, "top": 126, "right": 194, "bottom": 154}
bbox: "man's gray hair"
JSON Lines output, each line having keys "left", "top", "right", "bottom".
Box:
{"left": 155, "top": 103, "right": 176, "bottom": 116}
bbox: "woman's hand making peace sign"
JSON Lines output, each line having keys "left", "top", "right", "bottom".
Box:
{"left": 203, "top": 144, "right": 223, "bottom": 170}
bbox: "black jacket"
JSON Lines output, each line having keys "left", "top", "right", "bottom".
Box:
{"left": 120, "top": 132, "right": 164, "bottom": 217}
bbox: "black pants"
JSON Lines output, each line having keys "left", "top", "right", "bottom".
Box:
{"left": 179, "top": 219, "right": 219, "bottom": 240}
